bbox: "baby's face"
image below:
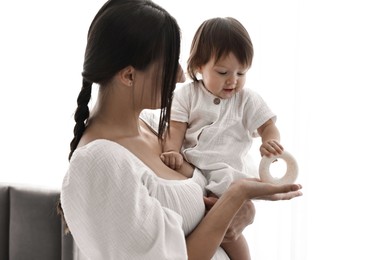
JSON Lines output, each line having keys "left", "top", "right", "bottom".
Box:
{"left": 198, "top": 52, "right": 249, "bottom": 99}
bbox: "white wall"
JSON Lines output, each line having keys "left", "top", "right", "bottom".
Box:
{"left": 1, "top": 0, "right": 389, "bottom": 259}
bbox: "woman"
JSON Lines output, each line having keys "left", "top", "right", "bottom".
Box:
{"left": 59, "top": 0, "right": 303, "bottom": 259}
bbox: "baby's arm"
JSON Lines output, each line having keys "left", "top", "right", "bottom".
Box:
{"left": 161, "top": 120, "right": 187, "bottom": 170}
{"left": 257, "top": 119, "right": 284, "bottom": 157}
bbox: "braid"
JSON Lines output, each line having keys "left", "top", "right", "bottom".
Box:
{"left": 69, "top": 78, "right": 92, "bottom": 160}
{"left": 59, "top": 79, "right": 91, "bottom": 234}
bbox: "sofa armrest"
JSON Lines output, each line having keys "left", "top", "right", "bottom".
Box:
{"left": 0, "top": 183, "right": 74, "bottom": 260}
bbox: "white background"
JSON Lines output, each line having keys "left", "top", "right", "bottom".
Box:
{"left": 1, "top": 1, "right": 390, "bottom": 259}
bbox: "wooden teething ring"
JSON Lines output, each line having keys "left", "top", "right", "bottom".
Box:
{"left": 259, "top": 151, "right": 298, "bottom": 184}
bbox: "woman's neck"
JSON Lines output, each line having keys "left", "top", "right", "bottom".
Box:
{"left": 90, "top": 86, "right": 143, "bottom": 138}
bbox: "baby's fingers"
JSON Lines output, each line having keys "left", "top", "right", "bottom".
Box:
{"left": 160, "top": 154, "right": 177, "bottom": 169}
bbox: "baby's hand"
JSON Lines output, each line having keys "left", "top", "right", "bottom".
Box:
{"left": 260, "top": 139, "right": 284, "bottom": 157}
{"left": 160, "top": 151, "right": 184, "bottom": 170}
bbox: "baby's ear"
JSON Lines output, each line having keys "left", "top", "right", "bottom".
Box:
{"left": 195, "top": 71, "right": 203, "bottom": 81}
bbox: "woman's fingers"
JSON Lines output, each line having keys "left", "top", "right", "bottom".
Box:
{"left": 237, "top": 179, "right": 303, "bottom": 200}
{"left": 262, "top": 189, "right": 303, "bottom": 201}
{"left": 256, "top": 183, "right": 303, "bottom": 200}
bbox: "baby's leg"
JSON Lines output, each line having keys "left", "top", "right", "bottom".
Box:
{"left": 221, "top": 234, "right": 251, "bottom": 260}
{"left": 207, "top": 192, "right": 251, "bottom": 259}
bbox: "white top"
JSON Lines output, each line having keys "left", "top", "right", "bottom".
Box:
{"left": 61, "top": 111, "right": 229, "bottom": 260}
{"left": 172, "top": 81, "right": 276, "bottom": 196}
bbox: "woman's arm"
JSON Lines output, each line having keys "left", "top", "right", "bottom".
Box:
{"left": 185, "top": 179, "right": 302, "bottom": 259}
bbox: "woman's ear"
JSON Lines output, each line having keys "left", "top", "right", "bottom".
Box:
{"left": 119, "top": 66, "right": 135, "bottom": 87}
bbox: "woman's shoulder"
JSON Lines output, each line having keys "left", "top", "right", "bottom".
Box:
{"left": 67, "top": 139, "right": 146, "bottom": 182}
{"left": 71, "top": 139, "right": 127, "bottom": 163}
{"left": 76, "top": 138, "right": 122, "bottom": 150}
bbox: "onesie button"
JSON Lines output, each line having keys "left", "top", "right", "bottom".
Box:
{"left": 213, "top": 98, "right": 220, "bottom": 105}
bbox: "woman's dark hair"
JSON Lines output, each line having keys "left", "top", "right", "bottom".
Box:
{"left": 59, "top": 0, "right": 181, "bottom": 234}
{"left": 69, "top": 0, "right": 181, "bottom": 160}
{"left": 187, "top": 17, "right": 253, "bottom": 81}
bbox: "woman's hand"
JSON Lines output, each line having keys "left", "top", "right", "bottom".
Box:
{"left": 204, "top": 196, "right": 255, "bottom": 243}
{"left": 231, "top": 178, "right": 303, "bottom": 201}
{"left": 188, "top": 179, "right": 302, "bottom": 259}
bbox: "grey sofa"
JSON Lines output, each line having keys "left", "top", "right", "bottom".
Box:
{"left": 0, "top": 183, "right": 74, "bottom": 260}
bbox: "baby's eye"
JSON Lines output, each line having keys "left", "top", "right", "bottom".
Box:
{"left": 217, "top": 71, "right": 227, "bottom": 75}
{"left": 237, "top": 72, "right": 246, "bottom": 76}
